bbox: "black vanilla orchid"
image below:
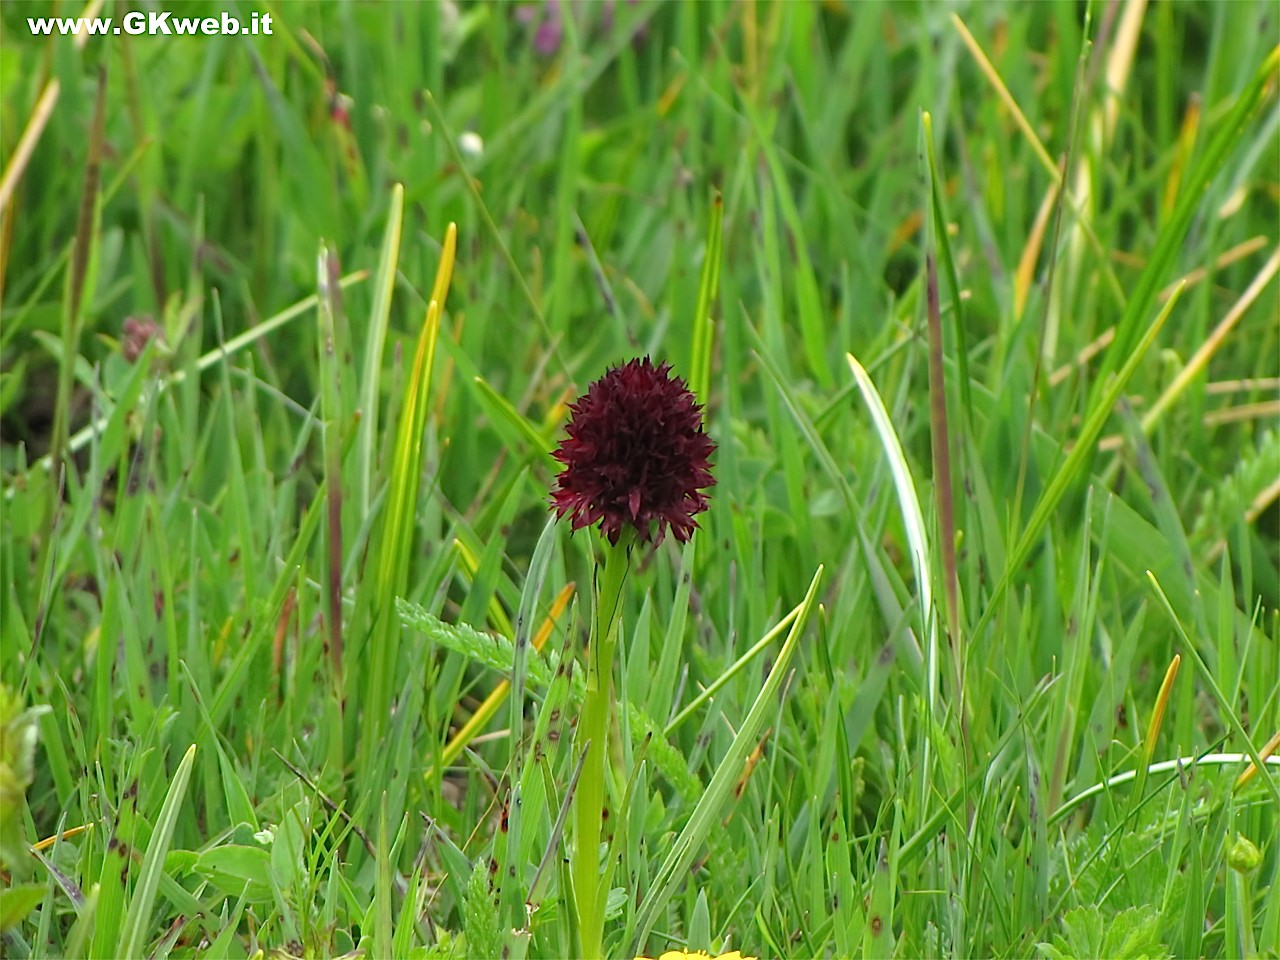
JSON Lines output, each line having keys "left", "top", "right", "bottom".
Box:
{"left": 551, "top": 357, "right": 715, "bottom": 546}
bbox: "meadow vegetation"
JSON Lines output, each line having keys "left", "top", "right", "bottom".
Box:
{"left": 1, "top": 1, "right": 1277, "bottom": 957}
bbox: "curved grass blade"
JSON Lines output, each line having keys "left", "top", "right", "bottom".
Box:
{"left": 630, "top": 566, "right": 824, "bottom": 953}
{"left": 116, "top": 744, "right": 196, "bottom": 960}
{"left": 973, "top": 284, "right": 1185, "bottom": 639}
{"left": 471, "top": 375, "right": 556, "bottom": 465}
{"left": 664, "top": 603, "right": 802, "bottom": 736}
{"left": 1091, "top": 46, "right": 1278, "bottom": 395}
{"left": 846, "top": 355, "right": 937, "bottom": 715}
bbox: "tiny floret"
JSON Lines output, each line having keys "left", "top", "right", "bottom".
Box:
{"left": 551, "top": 357, "right": 715, "bottom": 545}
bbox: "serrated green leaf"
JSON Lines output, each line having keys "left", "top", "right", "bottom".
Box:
{"left": 398, "top": 600, "right": 553, "bottom": 688}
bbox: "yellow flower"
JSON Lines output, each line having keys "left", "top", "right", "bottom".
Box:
{"left": 636, "top": 951, "right": 758, "bottom": 960}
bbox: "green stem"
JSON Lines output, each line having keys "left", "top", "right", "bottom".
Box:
{"left": 572, "top": 531, "right": 632, "bottom": 960}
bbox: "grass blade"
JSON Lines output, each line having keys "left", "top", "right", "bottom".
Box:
{"left": 630, "top": 565, "right": 824, "bottom": 953}
{"left": 356, "top": 184, "right": 405, "bottom": 515}
{"left": 689, "top": 192, "right": 723, "bottom": 405}
{"left": 116, "top": 744, "right": 196, "bottom": 960}
{"left": 974, "top": 284, "right": 1185, "bottom": 638}
{"left": 356, "top": 224, "right": 456, "bottom": 775}
{"left": 846, "top": 355, "right": 937, "bottom": 716}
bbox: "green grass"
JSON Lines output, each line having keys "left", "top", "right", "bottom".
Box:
{"left": 2, "top": 1, "right": 1278, "bottom": 957}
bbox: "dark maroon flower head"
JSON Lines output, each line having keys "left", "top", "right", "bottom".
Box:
{"left": 551, "top": 357, "right": 715, "bottom": 546}
{"left": 121, "top": 315, "right": 162, "bottom": 363}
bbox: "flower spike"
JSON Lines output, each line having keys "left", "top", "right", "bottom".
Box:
{"left": 551, "top": 357, "right": 715, "bottom": 545}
